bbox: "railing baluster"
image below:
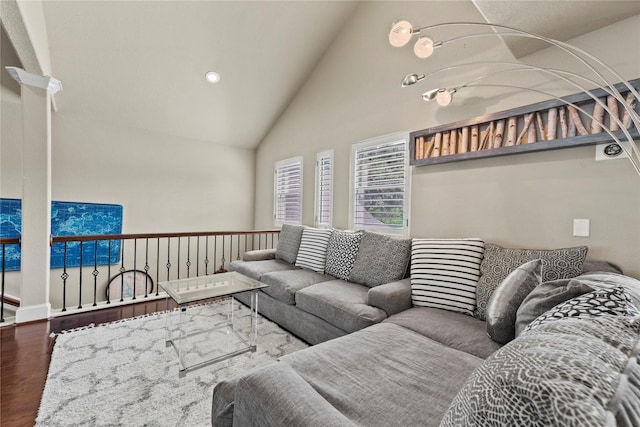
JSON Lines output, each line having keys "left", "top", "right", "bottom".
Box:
{"left": 156, "top": 238, "right": 160, "bottom": 296}
{"left": 213, "top": 236, "right": 218, "bottom": 273}
{"left": 205, "top": 236, "right": 210, "bottom": 275}
{"left": 144, "top": 238, "right": 150, "bottom": 298}
{"left": 177, "top": 237, "right": 181, "bottom": 280}
{"left": 61, "top": 242, "right": 68, "bottom": 311}
{"left": 186, "top": 236, "right": 191, "bottom": 279}
{"left": 237, "top": 235, "right": 241, "bottom": 260}
{"left": 1, "top": 244, "right": 5, "bottom": 322}
{"left": 120, "top": 240, "right": 125, "bottom": 302}
{"left": 166, "top": 238, "right": 171, "bottom": 281}
{"left": 132, "top": 238, "right": 137, "bottom": 300}
{"left": 196, "top": 236, "right": 200, "bottom": 277}
{"left": 220, "top": 236, "right": 226, "bottom": 271}
{"left": 78, "top": 241, "right": 83, "bottom": 309}
{"left": 92, "top": 240, "right": 98, "bottom": 307}
{"left": 107, "top": 240, "right": 112, "bottom": 304}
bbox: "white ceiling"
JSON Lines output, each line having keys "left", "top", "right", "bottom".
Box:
{"left": 473, "top": 0, "right": 640, "bottom": 58}
{"left": 40, "top": 1, "right": 359, "bottom": 149}
{"left": 8, "top": 1, "right": 639, "bottom": 150}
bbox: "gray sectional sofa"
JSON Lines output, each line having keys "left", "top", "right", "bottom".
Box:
{"left": 213, "top": 225, "right": 640, "bottom": 426}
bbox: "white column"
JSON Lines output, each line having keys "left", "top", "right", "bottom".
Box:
{"left": 7, "top": 67, "right": 62, "bottom": 323}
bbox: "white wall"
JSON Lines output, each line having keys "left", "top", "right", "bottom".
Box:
{"left": 254, "top": 1, "right": 640, "bottom": 278}
{"left": 51, "top": 113, "right": 255, "bottom": 233}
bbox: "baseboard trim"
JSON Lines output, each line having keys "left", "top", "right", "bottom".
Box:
{"left": 16, "top": 303, "right": 51, "bottom": 323}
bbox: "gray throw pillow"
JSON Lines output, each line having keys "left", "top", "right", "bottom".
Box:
{"left": 514, "top": 278, "right": 594, "bottom": 337}
{"left": 348, "top": 231, "right": 411, "bottom": 287}
{"left": 523, "top": 287, "right": 640, "bottom": 333}
{"left": 475, "top": 243, "right": 588, "bottom": 320}
{"left": 275, "top": 224, "right": 304, "bottom": 264}
{"left": 485, "top": 259, "right": 542, "bottom": 344}
{"left": 441, "top": 315, "right": 640, "bottom": 427}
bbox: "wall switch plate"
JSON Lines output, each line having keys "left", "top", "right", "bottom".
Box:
{"left": 573, "top": 219, "right": 590, "bottom": 237}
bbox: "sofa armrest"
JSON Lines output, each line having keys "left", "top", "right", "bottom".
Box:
{"left": 243, "top": 249, "right": 276, "bottom": 262}
{"left": 234, "top": 363, "right": 354, "bottom": 427}
{"left": 367, "top": 278, "right": 412, "bottom": 316}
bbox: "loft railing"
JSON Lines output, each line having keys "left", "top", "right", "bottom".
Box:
{"left": 0, "top": 230, "right": 279, "bottom": 321}
{"left": 1, "top": 237, "right": 20, "bottom": 323}
{"left": 49, "top": 230, "right": 280, "bottom": 314}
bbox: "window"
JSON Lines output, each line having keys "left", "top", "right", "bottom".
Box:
{"left": 351, "top": 133, "right": 410, "bottom": 235}
{"left": 274, "top": 157, "right": 303, "bottom": 226}
{"left": 315, "top": 150, "right": 333, "bottom": 228}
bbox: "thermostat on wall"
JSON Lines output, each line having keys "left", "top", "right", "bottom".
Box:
{"left": 595, "top": 143, "right": 629, "bottom": 161}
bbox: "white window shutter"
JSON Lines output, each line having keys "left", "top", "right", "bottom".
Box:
{"left": 274, "top": 157, "right": 303, "bottom": 225}
{"left": 352, "top": 135, "right": 409, "bottom": 234}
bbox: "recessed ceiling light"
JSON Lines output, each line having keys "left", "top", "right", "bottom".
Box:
{"left": 205, "top": 71, "right": 220, "bottom": 83}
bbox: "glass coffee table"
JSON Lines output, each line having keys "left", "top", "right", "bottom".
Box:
{"left": 159, "top": 271, "right": 268, "bottom": 376}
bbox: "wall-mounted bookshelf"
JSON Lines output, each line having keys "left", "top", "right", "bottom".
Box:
{"left": 410, "top": 78, "right": 640, "bottom": 166}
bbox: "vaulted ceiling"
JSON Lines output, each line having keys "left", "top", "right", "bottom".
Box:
{"left": 4, "top": 1, "right": 640, "bottom": 150}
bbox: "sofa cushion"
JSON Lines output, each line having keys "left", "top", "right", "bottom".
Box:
{"left": 296, "top": 280, "right": 387, "bottom": 333}
{"left": 295, "top": 227, "right": 333, "bottom": 273}
{"left": 260, "top": 269, "right": 334, "bottom": 305}
{"left": 384, "top": 307, "right": 502, "bottom": 359}
{"left": 324, "top": 230, "right": 362, "bottom": 280}
{"left": 242, "top": 248, "right": 276, "bottom": 262}
{"left": 228, "top": 259, "right": 297, "bottom": 281}
{"left": 275, "top": 224, "right": 305, "bottom": 264}
{"left": 485, "top": 259, "right": 542, "bottom": 344}
{"left": 348, "top": 231, "right": 411, "bottom": 287}
{"left": 441, "top": 315, "right": 640, "bottom": 427}
{"left": 410, "top": 238, "right": 485, "bottom": 316}
{"left": 280, "top": 323, "right": 482, "bottom": 427}
{"left": 524, "top": 287, "right": 639, "bottom": 333}
{"left": 475, "top": 243, "right": 588, "bottom": 320}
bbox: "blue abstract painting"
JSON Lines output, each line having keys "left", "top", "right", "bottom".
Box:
{"left": 0, "top": 199, "right": 123, "bottom": 271}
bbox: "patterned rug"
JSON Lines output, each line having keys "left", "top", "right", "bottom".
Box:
{"left": 36, "top": 301, "right": 308, "bottom": 426}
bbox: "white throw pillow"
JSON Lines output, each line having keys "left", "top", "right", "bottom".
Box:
{"left": 411, "top": 238, "right": 485, "bottom": 316}
{"left": 295, "top": 228, "right": 333, "bottom": 274}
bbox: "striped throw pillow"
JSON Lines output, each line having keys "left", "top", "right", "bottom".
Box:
{"left": 295, "top": 228, "right": 333, "bottom": 274}
{"left": 411, "top": 238, "right": 485, "bottom": 316}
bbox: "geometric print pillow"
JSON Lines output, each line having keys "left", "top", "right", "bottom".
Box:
{"left": 475, "top": 243, "right": 588, "bottom": 320}
{"left": 294, "top": 228, "right": 333, "bottom": 274}
{"left": 441, "top": 315, "right": 640, "bottom": 427}
{"left": 523, "top": 287, "right": 640, "bottom": 333}
{"left": 411, "top": 238, "right": 485, "bottom": 316}
{"left": 324, "top": 230, "right": 362, "bottom": 280}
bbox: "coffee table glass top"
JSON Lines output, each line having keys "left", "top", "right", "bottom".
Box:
{"left": 159, "top": 271, "right": 267, "bottom": 305}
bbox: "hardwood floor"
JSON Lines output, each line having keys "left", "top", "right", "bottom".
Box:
{"left": 1, "top": 300, "right": 173, "bottom": 427}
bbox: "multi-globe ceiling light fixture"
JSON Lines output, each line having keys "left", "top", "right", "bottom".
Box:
{"left": 388, "top": 20, "right": 640, "bottom": 175}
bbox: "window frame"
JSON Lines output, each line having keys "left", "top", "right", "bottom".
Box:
{"left": 314, "top": 149, "right": 334, "bottom": 228}
{"left": 273, "top": 156, "right": 303, "bottom": 226}
{"left": 349, "top": 132, "right": 411, "bottom": 235}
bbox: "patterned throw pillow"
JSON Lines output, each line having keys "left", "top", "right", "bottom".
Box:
{"left": 275, "top": 224, "right": 305, "bottom": 264}
{"left": 294, "top": 228, "right": 333, "bottom": 274}
{"left": 348, "top": 231, "right": 412, "bottom": 287}
{"left": 523, "top": 287, "right": 640, "bottom": 333}
{"left": 475, "top": 243, "right": 588, "bottom": 320}
{"left": 441, "top": 315, "right": 640, "bottom": 427}
{"left": 324, "top": 230, "right": 362, "bottom": 280}
{"left": 410, "top": 238, "right": 485, "bottom": 316}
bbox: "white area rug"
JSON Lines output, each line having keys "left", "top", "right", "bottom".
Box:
{"left": 36, "top": 301, "right": 308, "bottom": 426}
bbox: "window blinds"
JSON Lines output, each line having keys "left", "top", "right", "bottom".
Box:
{"left": 352, "top": 138, "right": 408, "bottom": 233}
{"left": 274, "top": 158, "right": 302, "bottom": 225}
{"left": 316, "top": 151, "right": 333, "bottom": 227}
